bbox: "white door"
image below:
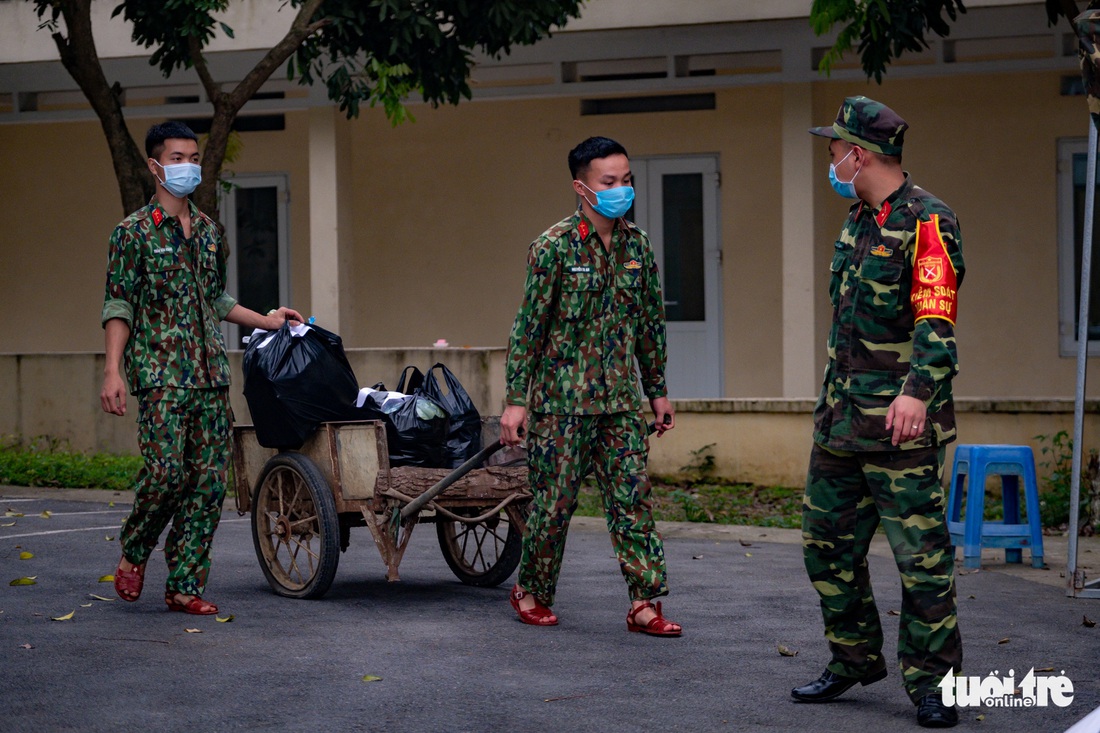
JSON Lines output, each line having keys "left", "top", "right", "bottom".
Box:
{"left": 631, "top": 156, "right": 723, "bottom": 398}
{"left": 220, "top": 174, "right": 291, "bottom": 348}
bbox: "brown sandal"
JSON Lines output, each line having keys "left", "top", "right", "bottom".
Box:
{"left": 113, "top": 560, "right": 144, "bottom": 602}
{"left": 626, "top": 601, "right": 682, "bottom": 637}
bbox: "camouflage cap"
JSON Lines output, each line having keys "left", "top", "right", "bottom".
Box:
{"left": 809, "top": 96, "right": 908, "bottom": 156}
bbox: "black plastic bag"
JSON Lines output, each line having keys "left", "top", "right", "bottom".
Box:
{"left": 357, "top": 379, "right": 450, "bottom": 468}
{"left": 422, "top": 363, "right": 482, "bottom": 468}
{"left": 242, "top": 323, "right": 360, "bottom": 449}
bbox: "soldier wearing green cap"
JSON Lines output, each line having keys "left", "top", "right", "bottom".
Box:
{"left": 792, "top": 96, "right": 965, "bottom": 729}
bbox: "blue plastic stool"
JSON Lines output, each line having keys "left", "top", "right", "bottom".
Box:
{"left": 946, "top": 444, "right": 1045, "bottom": 569}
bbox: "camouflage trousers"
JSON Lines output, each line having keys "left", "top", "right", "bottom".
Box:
{"left": 120, "top": 387, "right": 231, "bottom": 596}
{"left": 518, "top": 411, "right": 669, "bottom": 607}
{"left": 802, "top": 442, "right": 962, "bottom": 702}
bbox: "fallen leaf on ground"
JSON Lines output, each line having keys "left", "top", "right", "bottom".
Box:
{"left": 1036, "top": 667, "right": 1054, "bottom": 672}
{"left": 887, "top": 609, "right": 900, "bottom": 616}
{"left": 1, "top": 522, "right": 15, "bottom": 527}
{"left": 88, "top": 594, "right": 114, "bottom": 602}
{"left": 19, "top": 552, "right": 33, "bottom": 560}
{"left": 4, "top": 511, "right": 24, "bottom": 518}
{"left": 9, "top": 577, "right": 37, "bottom": 586}
{"left": 744, "top": 552, "right": 752, "bottom": 557}
{"left": 976, "top": 714, "right": 985, "bottom": 721}
{"left": 104, "top": 536, "right": 115, "bottom": 542}
{"left": 998, "top": 638, "right": 1010, "bottom": 644}
{"left": 216, "top": 615, "right": 235, "bottom": 623}
{"left": 39, "top": 511, "right": 51, "bottom": 519}
{"left": 738, "top": 539, "right": 752, "bottom": 547}
{"left": 361, "top": 675, "right": 383, "bottom": 683}
{"left": 968, "top": 595, "right": 976, "bottom": 599}
{"left": 108, "top": 502, "right": 115, "bottom": 507}
{"left": 1084, "top": 616, "right": 1096, "bottom": 628}
{"left": 51, "top": 611, "right": 74, "bottom": 621}
{"left": 185, "top": 628, "right": 202, "bottom": 634}
{"left": 777, "top": 644, "right": 798, "bottom": 657}
{"left": 692, "top": 555, "right": 704, "bottom": 560}
{"left": 19, "top": 643, "right": 33, "bottom": 649}
{"left": 80, "top": 603, "right": 93, "bottom": 608}
{"left": 98, "top": 575, "right": 114, "bottom": 583}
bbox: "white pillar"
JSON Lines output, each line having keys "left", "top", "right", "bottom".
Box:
{"left": 308, "top": 105, "right": 341, "bottom": 332}
{"left": 781, "top": 83, "right": 818, "bottom": 397}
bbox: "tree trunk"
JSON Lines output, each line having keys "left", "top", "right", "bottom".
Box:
{"left": 51, "top": 0, "right": 151, "bottom": 216}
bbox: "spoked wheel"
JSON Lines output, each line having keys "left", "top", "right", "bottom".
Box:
{"left": 436, "top": 503, "right": 526, "bottom": 587}
{"left": 251, "top": 452, "right": 340, "bottom": 599}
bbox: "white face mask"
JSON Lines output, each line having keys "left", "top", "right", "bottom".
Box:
{"left": 152, "top": 160, "right": 202, "bottom": 198}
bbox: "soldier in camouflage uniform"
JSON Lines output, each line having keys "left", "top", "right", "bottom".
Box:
{"left": 500, "top": 137, "right": 681, "bottom": 636}
{"left": 101, "top": 121, "right": 303, "bottom": 616}
{"left": 792, "top": 98, "right": 965, "bottom": 728}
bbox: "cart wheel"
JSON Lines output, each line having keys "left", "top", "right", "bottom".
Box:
{"left": 436, "top": 504, "right": 525, "bottom": 587}
{"left": 251, "top": 452, "right": 340, "bottom": 599}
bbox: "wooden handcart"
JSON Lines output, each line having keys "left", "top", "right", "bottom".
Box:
{"left": 232, "top": 417, "right": 530, "bottom": 599}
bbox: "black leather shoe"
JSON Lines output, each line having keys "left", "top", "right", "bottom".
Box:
{"left": 916, "top": 694, "right": 958, "bottom": 728}
{"left": 791, "top": 666, "right": 888, "bottom": 702}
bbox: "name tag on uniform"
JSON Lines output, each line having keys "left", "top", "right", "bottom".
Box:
{"left": 569, "top": 265, "right": 592, "bottom": 274}
{"left": 152, "top": 247, "right": 174, "bottom": 255}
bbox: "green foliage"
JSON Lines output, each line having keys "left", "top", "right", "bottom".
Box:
{"left": 0, "top": 435, "right": 142, "bottom": 493}
{"left": 1036, "top": 430, "right": 1088, "bottom": 528}
{"left": 575, "top": 480, "right": 803, "bottom": 529}
{"left": 52, "top": 0, "right": 584, "bottom": 124}
{"left": 810, "top": 0, "right": 967, "bottom": 82}
{"left": 678, "top": 443, "right": 717, "bottom": 483}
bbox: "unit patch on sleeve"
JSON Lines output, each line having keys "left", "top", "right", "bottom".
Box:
{"left": 909, "top": 214, "right": 958, "bottom": 324}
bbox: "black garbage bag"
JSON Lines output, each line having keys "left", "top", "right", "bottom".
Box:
{"left": 242, "top": 322, "right": 360, "bottom": 449}
{"left": 422, "top": 363, "right": 482, "bottom": 468}
{"left": 356, "top": 383, "right": 449, "bottom": 468}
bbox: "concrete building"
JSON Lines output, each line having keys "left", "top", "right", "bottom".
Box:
{"left": 1, "top": 0, "right": 1097, "bottom": 483}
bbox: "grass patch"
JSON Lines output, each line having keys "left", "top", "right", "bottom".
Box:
{"left": 575, "top": 479, "right": 803, "bottom": 529}
{"left": 0, "top": 435, "right": 141, "bottom": 492}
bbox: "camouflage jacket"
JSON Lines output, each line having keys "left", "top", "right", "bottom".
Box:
{"left": 814, "top": 176, "right": 965, "bottom": 451}
{"left": 101, "top": 200, "right": 237, "bottom": 394}
{"left": 506, "top": 208, "right": 668, "bottom": 414}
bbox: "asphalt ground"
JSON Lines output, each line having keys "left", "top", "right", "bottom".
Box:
{"left": 1, "top": 486, "right": 1098, "bottom": 733}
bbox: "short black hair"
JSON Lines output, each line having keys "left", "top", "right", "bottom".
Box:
{"left": 145, "top": 121, "right": 198, "bottom": 160}
{"left": 568, "top": 136, "right": 628, "bottom": 179}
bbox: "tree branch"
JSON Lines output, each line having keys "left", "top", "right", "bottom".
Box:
{"left": 226, "top": 0, "right": 329, "bottom": 111}
{"left": 188, "top": 34, "right": 222, "bottom": 105}
{"left": 48, "top": 0, "right": 150, "bottom": 214}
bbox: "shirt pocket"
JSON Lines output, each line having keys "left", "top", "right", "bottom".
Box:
{"left": 828, "top": 245, "right": 848, "bottom": 308}
{"left": 615, "top": 269, "right": 644, "bottom": 319}
{"left": 857, "top": 256, "right": 905, "bottom": 313}
{"left": 146, "top": 262, "right": 187, "bottom": 302}
{"left": 560, "top": 271, "right": 600, "bottom": 322}
{"left": 198, "top": 250, "right": 222, "bottom": 303}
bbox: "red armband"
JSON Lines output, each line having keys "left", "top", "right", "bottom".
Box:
{"left": 909, "top": 214, "right": 958, "bottom": 325}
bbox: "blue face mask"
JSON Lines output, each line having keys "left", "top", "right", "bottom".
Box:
{"left": 578, "top": 181, "right": 635, "bottom": 219}
{"left": 828, "top": 148, "right": 860, "bottom": 199}
{"left": 153, "top": 160, "right": 202, "bottom": 198}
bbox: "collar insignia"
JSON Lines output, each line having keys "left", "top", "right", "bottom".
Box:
{"left": 870, "top": 244, "right": 893, "bottom": 257}
{"left": 151, "top": 207, "right": 165, "bottom": 228}
{"left": 577, "top": 220, "right": 589, "bottom": 241}
{"left": 874, "top": 200, "right": 892, "bottom": 227}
